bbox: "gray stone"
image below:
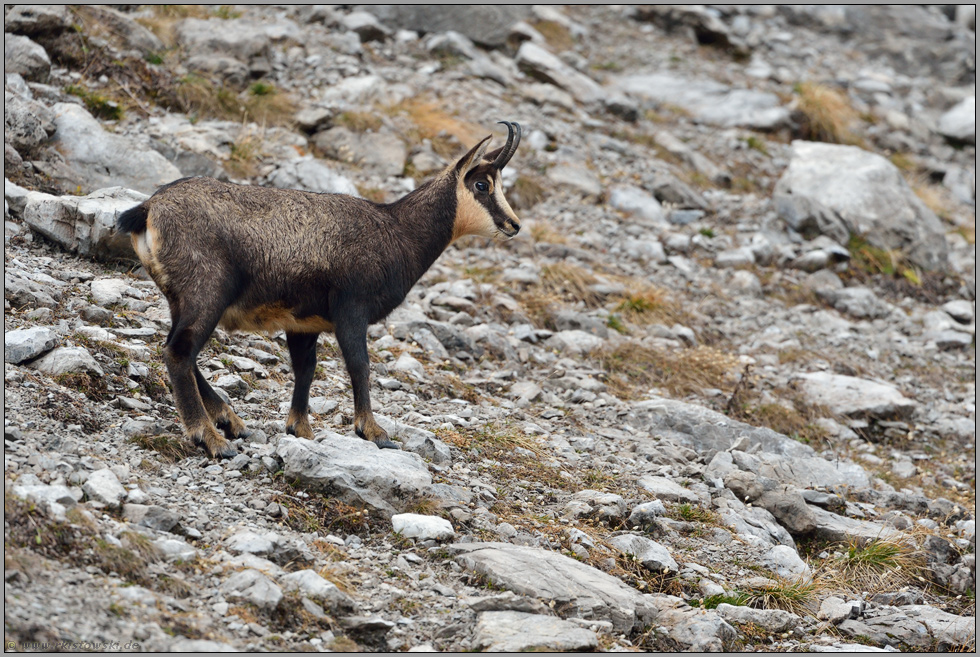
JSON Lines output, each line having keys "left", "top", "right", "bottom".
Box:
{"left": 516, "top": 42, "right": 602, "bottom": 104}
{"left": 82, "top": 469, "right": 127, "bottom": 508}
{"left": 4, "top": 5, "right": 70, "bottom": 36}
{"left": 5, "top": 91, "right": 56, "bottom": 153}
{"left": 716, "top": 603, "right": 801, "bottom": 633}
{"left": 175, "top": 17, "right": 300, "bottom": 61}
{"left": 715, "top": 448, "right": 870, "bottom": 491}
{"left": 215, "top": 374, "right": 249, "bottom": 398}
{"left": 48, "top": 104, "right": 182, "bottom": 195}
{"left": 544, "top": 330, "right": 604, "bottom": 356}
{"left": 33, "top": 346, "right": 104, "bottom": 377}
{"left": 546, "top": 163, "right": 602, "bottom": 196}
{"left": 795, "top": 372, "right": 917, "bottom": 420}
{"left": 819, "top": 596, "right": 862, "bottom": 623}
{"left": 122, "top": 504, "right": 179, "bottom": 533}
{"left": 22, "top": 185, "right": 147, "bottom": 263}
{"left": 225, "top": 529, "right": 279, "bottom": 557}
{"left": 221, "top": 569, "right": 283, "bottom": 611}
{"left": 808, "top": 506, "right": 903, "bottom": 543}
{"left": 817, "top": 286, "right": 893, "bottom": 320}
{"left": 314, "top": 127, "right": 407, "bottom": 178}
{"left": 447, "top": 542, "right": 657, "bottom": 633}
{"left": 391, "top": 513, "right": 455, "bottom": 541}
{"left": 647, "top": 594, "right": 738, "bottom": 651}
{"left": 11, "top": 483, "right": 80, "bottom": 519}
{"left": 606, "top": 534, "right": 678, "bottom": 573}
{"left": 564, "top": 489, "right": 627, "bottom": 522}
{"left": 4, "top": 326, "right": 59, "bottom": 364}
{"left": 941, "top": 300, "right": 974, "bottom": 324}
{"left": 628, "top": 396, "right": 820, "bottom": 461}
{"left": 4, "top": 35, "right": 51, "bottom": 81}
{"left": 773, "top": 141, "right": 948, "bottom": 271}
{"left": 715, "top": 247, "right": 756, "bottom": 269}
{"left": 774, "top": 193, "right": 850, "bottom": 244}
{"left": 278, "top": 570, "right": 354, "bottom": 611}
{"left": 341, "top": 10, "right": 391, "bottom": 42}
{"left": 276, "top": 434, "right": 431, "bottom": 516}
{"left": 375, "top": 417, "right": 451, "bottom": 464}
{"left": 472, "top": 611, "right": 598, "bottom": 652}
{"left": 723, "top": 470, "right": 816, "bottom": 535}
{"left": 266, "top": 158, "right": 360, "bottom": 196}
{"left": 628, "top": 500, "right": 667, "bottom": 527}
{"left": 608, "top": 185, "right": 666, "bottom": 224}
{"left": 636, "top": 475, "right": 702, "bottom": 504}
{"left": 90, "top": 279, "right": 139, "bottom": 307}
{"left": 762, "top": 544, "right": 812, "bottom": 581}
{"left": 362, "top": 6, "right": 531, "bottom": 48}
{"left": 615, "top": 72, "right": 790, "bottom": 130}
{"left": 937, "top": 96, "right": 975, "bottom": 144}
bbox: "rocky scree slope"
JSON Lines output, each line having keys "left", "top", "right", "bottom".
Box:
{"left": 4, "top": 4, "right": 976, "bottom": 653}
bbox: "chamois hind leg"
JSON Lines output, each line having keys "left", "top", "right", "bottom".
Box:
{"left": 163, "top": 305, "right": 237, "bottom": 459}
{"left": 194, "top": 366, "right": 249, "bottom": 440}
{"left": 285, "top": 331, "right": 318, "bottom": 439}
{"left": 334, "top": 312, "right": 398, "bottom": 449}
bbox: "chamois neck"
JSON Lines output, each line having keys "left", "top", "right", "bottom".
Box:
{"left": 384, "top": 175, "right": 457, "bottom": 283}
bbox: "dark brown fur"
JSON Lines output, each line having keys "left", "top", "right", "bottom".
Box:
{"left": 116, "top": 127, "right": 521, "bottom": 457}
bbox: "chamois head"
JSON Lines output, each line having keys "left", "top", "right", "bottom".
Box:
{"left": 451, "top": 121, "right": 522, "bottom": 242}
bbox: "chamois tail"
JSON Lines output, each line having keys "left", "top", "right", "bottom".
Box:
{"left": 117, "top": 203, "right": 148, "bottom": 234}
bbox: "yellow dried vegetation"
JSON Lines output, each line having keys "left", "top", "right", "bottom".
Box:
{"left": 794, "top": 81, "right": 864, "bottom": 146}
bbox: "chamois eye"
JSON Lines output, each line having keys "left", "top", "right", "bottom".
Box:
{"left": 475, "top": 181, "right": 489, "bottom": 193}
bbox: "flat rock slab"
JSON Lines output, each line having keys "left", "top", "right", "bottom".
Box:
{"left": 808, "top": 506, "right": 904, "bottom": 543}
{"left": 795, "top": 372, "right": 917, "bottom": 420}
{"left": 614, "top": 72, "right": 790, "bottom": 130}
{"left": 391, "top": 513, "right": 455, "bottom": 541}
{"left": 773, "top": 140, "right": 948, "bottom": 271}
{"left": 4, "top": 326, "right": 59, "bottom": 364}
{"left": 606, "top": 534, "right": 678, "bottom": 573}
{"left": 472, "top": 611, "right": 598, "bottom": 652}
{"left": 636, "top": 475, "right": 703, "bottom": 504}
{"left": 627, "top": 396, "right": 817, "bottom": 461}
{"left": 276, "top": 434, "right": 431, "bottom": 516}
{"left": 32, "top": 346, "right": 104, "bottom": 377}
{"left": 447, "top": 542, "right": 657, "bottom": 633}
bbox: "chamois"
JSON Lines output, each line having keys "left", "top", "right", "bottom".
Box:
{"left": 117, "top": 122, "right": 522, "bottom": 458}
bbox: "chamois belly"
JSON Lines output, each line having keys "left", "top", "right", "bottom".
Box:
{"left": 219, "top": 304, "right": 335, "bottom": 334}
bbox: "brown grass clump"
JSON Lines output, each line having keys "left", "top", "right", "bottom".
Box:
{"left": 127, "top": 434, "right": 196, "bottom": 463}
{"left": 386, "top": 97, "right": 482, "bottom": 156}
{"left": 508, "top": 176, "right": 549, "bottom": 210}
{"left": 515, "top": 262, "right": 601, "bottom": 328}
{"left": 532, "top": 20, "right": 575, "bottom": 51}
{"left": 175, "top": 77, "right": 295, "bottom": 126}
{"left": 794, "top": 82, "right": 864, "bottom": 146}
{"left": 334, "top": 111, "right": 383, "bottom": 133}
{"left": 595, "top": 343, "right": 741, "bottom": 400}
{"left": 824, "top": 537, "right": 924, "bottom": 594}
{"left": 612, "top": 286, "right": 679, "bottom": 325}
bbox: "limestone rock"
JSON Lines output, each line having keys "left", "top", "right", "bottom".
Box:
{"left": 4, "top": 326, "right": 59, "bottom": 364}
{"left": 448, "top": 542, "right": 657, "bottom": 633}
{"left": 32, "top": 346, "right": 104, "bottom": 377}
{"left": 391, "top": 513, "right": 455, "bottom": 541}
{"left": 606, "top": 534, "right": 679, "bottom": 573}
{"left": 4, "top": 35, "right": 51, "bottom": 81}
{"left": 48, "top": 104, "right": 182, "bottom": 195}
{"left": 795, "top": 372, "right": 917, "bottom": 420}
{"left": 82, "top": 469, "right": 127, "bottom": 508}
{"left": 472, "top": 611, "right": 598, "bottom": 652}
{"left": 276, "top": 434, "right": 432, "bottom": 516}
{"left": 773, "top": 141, "right": 949, "bottom": 271}
{"left": 221, "top": 569, "right": 283, "bottom": 611}
{"left": 937, "top": 96, "right": 975, "bottom": 144}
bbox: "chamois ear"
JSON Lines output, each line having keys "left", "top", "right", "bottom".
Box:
{"left": 453, "top": 134, "right": 493, "bottom": 177}
{"left": 483, "top": 146, "right": 505, "bottom": 163}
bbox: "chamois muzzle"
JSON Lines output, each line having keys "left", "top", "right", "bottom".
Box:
{"left": 492, "top": 121, "right": 522, "bottom": 171}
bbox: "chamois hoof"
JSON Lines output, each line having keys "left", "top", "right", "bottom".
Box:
{"left": 192, "top": 429, "right": 238, "bottom": 460}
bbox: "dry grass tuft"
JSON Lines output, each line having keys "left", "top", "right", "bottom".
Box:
{"left": 225, "top": 131, "right": 263, "bottom": 178}
{"left": 595, "top": 343, "right": 741, "bottom": 400}
{"left": 386, "top": 97, "right": 482, "bottom": 156}
{"left": 612, "top": 285, "right": 679, "bottom": 325}
{"left": 514, "top": 262, "right": 600, "bottom": 328}
{"left": 509, "top": 176, "right": 549, "bottom": 210}
{"left": 175, "top": 76, "right": 295, "bottom": 127}
{"left": 335, "top": 111, "right": 383, "bottom": 133}
{"left": 824, "top": 537, "right": 924, "bottom": 594}
{"left": 794, "top": 82, "right": 864, "bottom": 146}
{"left": 127, "top": 434, "right": 196, "bottom": 463}
{"left": 532, "top": 20, "right": 575, "bottom": 51}
{"left": 740, "top": 576, "right": 821, "bottom": 615}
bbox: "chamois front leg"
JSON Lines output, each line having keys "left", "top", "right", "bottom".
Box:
{"left": 163, "top": 315, "right": 237, "bottom": 459}
{"left": 334, "top": 315, "right": 398, "bottom": 450}
{"left": 194, "top": 366, "right": 249, "bottom": 440}
{"left": 285, "top": 331, "right": 318, "bottom": 439}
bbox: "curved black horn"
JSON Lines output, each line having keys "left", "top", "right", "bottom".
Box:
{"left": 492, "top": 121, "right": 521, "bottom": 170}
